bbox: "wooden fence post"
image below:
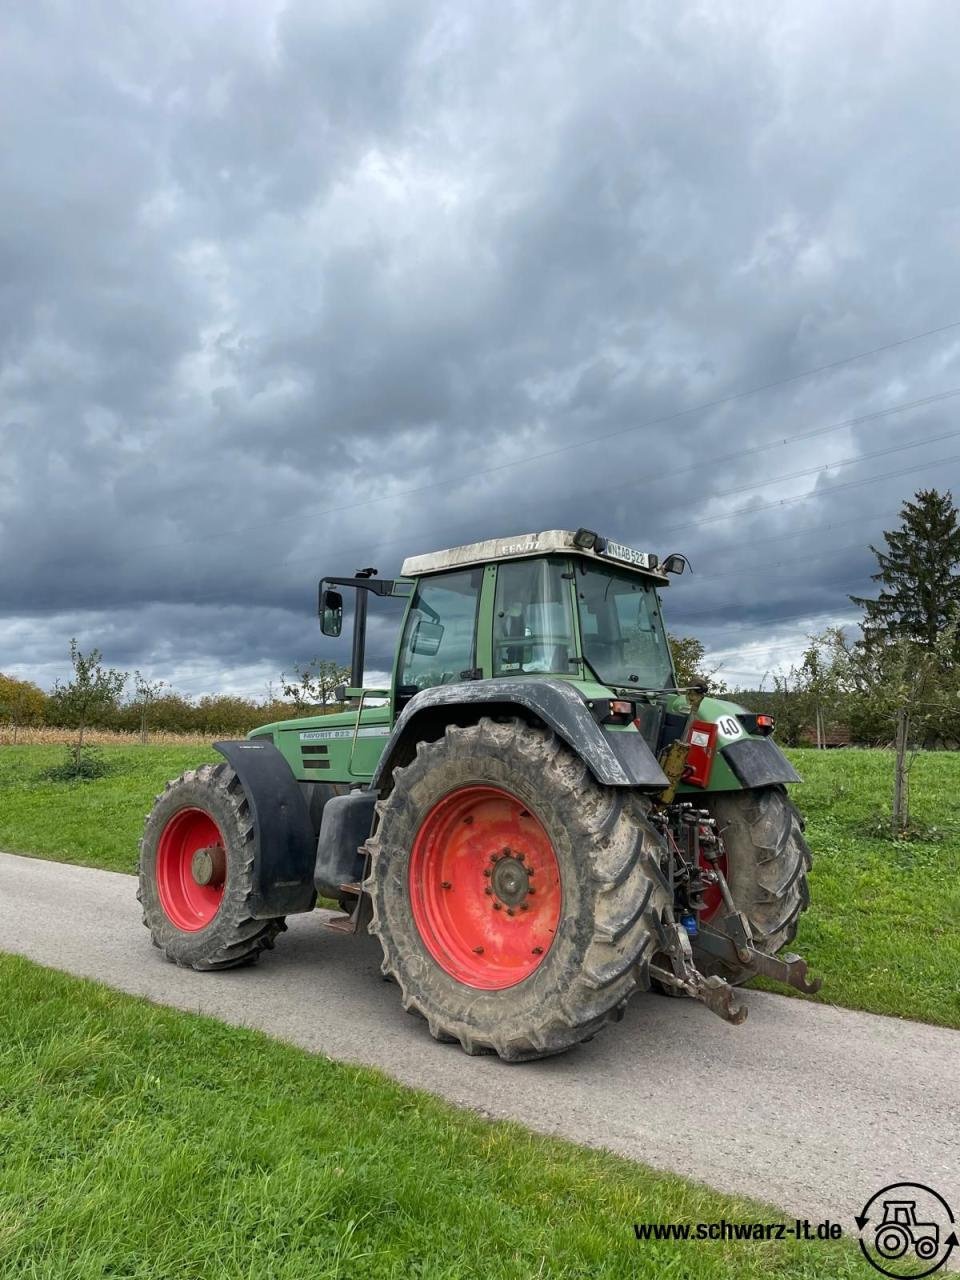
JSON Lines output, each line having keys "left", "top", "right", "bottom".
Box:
{"left": 892, "top": 706, "right": 910, "bottom": 835}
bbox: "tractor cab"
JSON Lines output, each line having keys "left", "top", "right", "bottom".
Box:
{"left": 318, "top": 528, "right": 679, "bottom": 718}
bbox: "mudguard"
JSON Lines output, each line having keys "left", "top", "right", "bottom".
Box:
{"left": 214, "top": 739, "right": 317, "bottom": 917}
{"left": 371, "top": 677, "right": 669, "bottom": 790}
{"left": 722, "top": 737, "right": 801, "bottom": 788}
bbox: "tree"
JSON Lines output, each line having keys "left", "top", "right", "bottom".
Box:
{"left": 132, "top": 671, "right": 167, "bottom": 745}
{"left": 281, "top": 658, "right": 351, "bottom": 713}
{"left": 850, "top": 489, "right": 960, "bottom": 653}
{"left": 667, "top": 634, "right": 726, "bottom": 693}
{"left": 816, "top": 625, "right": 960, "bottom": 833}
{"left": 0, "top": 674, "right": 47, "bottom": 743}
{"left": 48, "top": 640, "right": 127, "bottom": 772}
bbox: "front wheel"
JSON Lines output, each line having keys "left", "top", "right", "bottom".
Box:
{"left": 697, "top": 784, "right": 812, "bottom": 985}
{"left": 365, "top": 718, "right": 671, "bottom": 1060}
{"left": 138, "top": 762, "right": 285, "bottom": 969}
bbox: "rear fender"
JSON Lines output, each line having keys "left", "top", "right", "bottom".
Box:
{"left": 214, "top": 740, "right": 317, "bottom": 917}
{"left": 371, "top": 678, "right": 668, "bottom": 790}
{"left": 666, "top": 698, "right": 802, "bottom": 793}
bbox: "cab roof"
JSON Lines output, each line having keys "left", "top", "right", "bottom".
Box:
{"left": 400, "top": 529, "right": 669, "bottom": 583}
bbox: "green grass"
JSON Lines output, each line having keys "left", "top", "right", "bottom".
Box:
{"left": 0, "top": 743, "right": 958, "bottom": 1028}
{"left": 775, "top": 748, "right": 960, "bottom": 1029}
{"left": 0, "top": 953, "right": 864, "bottom": 1280}
{"left": 0, "top": 744, "right": 213, "bottom": 873}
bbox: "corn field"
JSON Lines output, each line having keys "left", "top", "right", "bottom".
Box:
{"left": 0, "top": 726, "right": 221, "bottom": 748}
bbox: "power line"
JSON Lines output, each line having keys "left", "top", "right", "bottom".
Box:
{"left": 120, "top": 321, "right": 960, "bottom": 554}
{"left": 656, "top": 451, "right": 960, "bottom": 538}
{"left": 271, "top": 388, "right": 960, "bottom": 570}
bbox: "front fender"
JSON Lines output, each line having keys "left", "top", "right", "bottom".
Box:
{"left": 214, "top": 739, "right": 317, "bottom": 917}
{"left": 371, "top": 678, "right": 669, "bottom": 790}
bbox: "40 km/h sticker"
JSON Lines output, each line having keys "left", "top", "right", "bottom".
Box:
{"left": 717, "top": 716, "right": 743, "bottom": 739}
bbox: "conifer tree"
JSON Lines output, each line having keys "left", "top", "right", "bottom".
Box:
{"left": 849, "top": 488, "right": 960, "bottom": 652}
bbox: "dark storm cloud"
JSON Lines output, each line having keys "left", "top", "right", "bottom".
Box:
{"left": 3, "top": 0, "right": 960, "bottom": 694}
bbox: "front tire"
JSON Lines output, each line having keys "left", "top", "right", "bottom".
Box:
{"left": 138, "top": 762, "right": 286, "bottom": 970}
{"left": 365, "top": 718, "right": 671, "bottom": 1061}
{"left": 698, "top": 784, "right": 811, "bottom": 985}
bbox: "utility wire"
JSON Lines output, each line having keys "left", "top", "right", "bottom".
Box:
{"left": 268, "top": 388, "right": 960, "bottom": 570}
{"left": 119, "top": 324, "right": 960, "bottom": 554}
{"left": 656, "top": 451, "right": 960, "bottom": 538}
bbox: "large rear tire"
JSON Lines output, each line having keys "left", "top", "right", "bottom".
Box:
{"left": 365, "top": 718, "right": 671, "bottom": 1061}
{"left": 138, "top": 762, "right": 286, "bottom": 970}
{"left": 697, "top": 784, "right": 811, "bottom": 985}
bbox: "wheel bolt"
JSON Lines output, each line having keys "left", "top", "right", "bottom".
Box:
{"left": 484, "top": 887, "right": 493, "bottom": 896}
{"left": 520, "top": 903, "right": 529, "bottom": 911}
{"left": 483, "top": 868, "right": 492, "bottom": 877}
{"left": 473, "top": 946, "right": 484, "bottom": 954}
{"left": 441, "top": 881, "right": 452, "bottom": 890}
{"left": 532, "top": 946, "right": 543, "bottom": 955}
{"left": 493, "top": 902, "right": 502, "bottom": 911}
{"left": 507, "top": 909, "right": 515, "bottom": 917}
{"left": 463, "top": 816, "right": 474, "bottom": 825}
{"left": 527, "top": 888, "right": 535, "bottom": 895}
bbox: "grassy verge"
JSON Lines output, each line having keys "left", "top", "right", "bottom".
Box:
{"left": 0, "top": 953, "right": 862, "bottom": 1279}
{"left": 0, "top": 744, "right": 213, "bottom": 872}
{"left": 0, "top": 743, "right": 958, "bottom": 1028}
{"left": 771, "top": 748, "right": 960, "bottom": 1028}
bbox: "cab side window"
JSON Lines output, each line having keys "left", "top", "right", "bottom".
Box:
{"left": 398, "top": 568, "right": 482, "bottom": 691}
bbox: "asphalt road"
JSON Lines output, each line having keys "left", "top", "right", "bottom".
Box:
{"left": 2, "top": 850, "right": 958, "bottom": 1241}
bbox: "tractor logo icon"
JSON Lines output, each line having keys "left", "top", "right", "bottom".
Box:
{"left": 875, "top": 1201, "right": 939, "bottom": 1262}
{"left": 857, "top": 1183, "right": 957, "bottom": 1277}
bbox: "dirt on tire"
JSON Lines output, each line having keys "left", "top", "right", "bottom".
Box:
{"left": 364, "top": 717, "right": 671, "bottom": 1061}
{"left": 698, "top": 783, "right": 812, "bottom": 985}
{"left": 138, "top": 762, "right": 286, "bottom": 970}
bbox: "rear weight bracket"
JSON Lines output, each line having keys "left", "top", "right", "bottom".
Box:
{"left": 696, "top": 925, "right": 823, "bottom": 995}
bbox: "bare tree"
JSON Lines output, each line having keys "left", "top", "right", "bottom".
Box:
{"left": 49, "top": 640, "right": 127, "bottom": 773}
{"left": 133, "top": 671, "right": 167, "bottom": 745}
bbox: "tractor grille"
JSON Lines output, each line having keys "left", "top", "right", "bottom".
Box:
{"left": 300, "top": 744, "right": 330, "bottom": 770}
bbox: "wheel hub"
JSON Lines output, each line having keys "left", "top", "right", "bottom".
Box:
{"left": 490, "top": 851, "right": 531, "bottom": 908}
{"left": 191, "top": 845, "right": 225, "bottom": 887}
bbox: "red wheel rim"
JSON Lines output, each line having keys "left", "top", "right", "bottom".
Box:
{"left": 156, "top": 808, "right": 226, "bottom": 931}
{"left": 408, "top": 785, "right": 562, "bottom": 990}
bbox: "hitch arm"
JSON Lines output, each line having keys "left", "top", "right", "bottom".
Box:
{"left": 650, "top": 919, "right": 748, "bottom": 1025}
{"left": 696, "top": 922, "right": 822, "bottom": 995}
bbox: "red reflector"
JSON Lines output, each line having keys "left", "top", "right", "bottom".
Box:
{"left": 685, "top": 720, "right": 717, "bottom": 787}
{"left": 756, "top": 714, "right": 775, "bottom": 735}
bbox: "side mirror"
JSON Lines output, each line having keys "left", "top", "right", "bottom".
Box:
{"left": 662, "top": 553, "right": 689, "bottom": 576}
{"left": 319, "top": 587, "right": 343, "bottom": 637}
{"left": 411, "top": 619, "right": 444, "bottom": 656}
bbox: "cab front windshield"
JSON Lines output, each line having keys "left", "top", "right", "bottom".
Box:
{"left": 576, "top": 562, "right": 674, "bottom": 689}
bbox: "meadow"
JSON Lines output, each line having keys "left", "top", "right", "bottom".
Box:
{"left": 0, "top": 743, "right": 957, "bottom": 1028}
{"left": 0, "top": 952, "right": 863, "bottom": 1280}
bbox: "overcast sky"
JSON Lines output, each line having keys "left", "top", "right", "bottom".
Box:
{"left": 3, "top": 0, "right": 960, "bottom": 699}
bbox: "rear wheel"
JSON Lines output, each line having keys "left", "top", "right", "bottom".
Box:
{"left": 697, "top": 784, "right": 811, "bottom": 985}
{"left": 138, "top": 763, "right": 285, "bottom": 969}
{"left": 365, "top": 718, "right": 670, "bottom": 1060}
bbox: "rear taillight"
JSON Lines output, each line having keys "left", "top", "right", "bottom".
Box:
{"left": 603, "top": 699, "right": 635, "bottom": 725}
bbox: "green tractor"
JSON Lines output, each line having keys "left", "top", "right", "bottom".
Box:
{"left": 139, "top": 528, "right": 819, "bottom": 1060}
